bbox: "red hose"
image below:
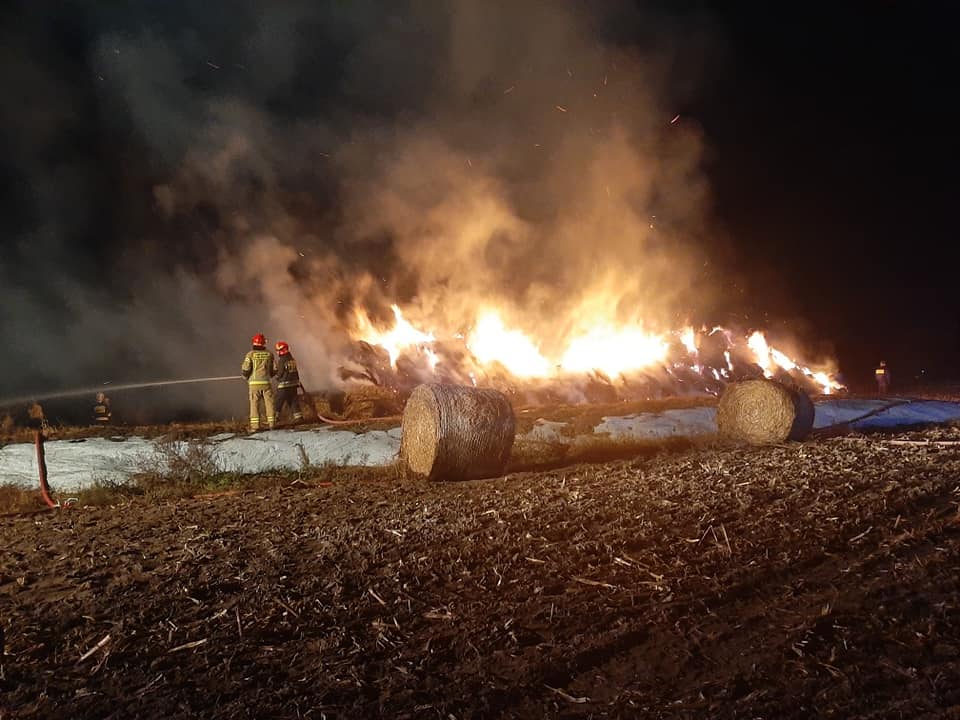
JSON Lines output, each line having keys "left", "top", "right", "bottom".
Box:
{"left": 300, "top": 384, "right": 400, "bottom": 426}
{"left": 35, "top": 430, "right": 56, "bottom": 508}
{"left": 315, "top": 413, "right": 401, "bottom": 426}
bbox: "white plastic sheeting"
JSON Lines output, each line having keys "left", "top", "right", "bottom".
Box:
{"left": 0, "top": 428, "right": 401, "bottom": 491}
{"left": 594, "top": 407, "right": 718, "bottom": 441}
{"left": 591, "top": 399, "right": 960, "bottom": 442}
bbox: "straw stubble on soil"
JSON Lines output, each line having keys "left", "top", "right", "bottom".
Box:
{"left": 3, "top": 427, "right": 960, "bottom": 719}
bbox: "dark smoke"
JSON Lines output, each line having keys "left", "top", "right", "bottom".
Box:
{"left": 1, "top": 1, "right": 733, "bottom": 421}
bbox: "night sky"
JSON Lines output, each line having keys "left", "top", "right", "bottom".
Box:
{"left": 1, "top": 1, "right": 958, "bottom": 407}
{"left": 695, "top": 1, "right": 959, "bottom": 386}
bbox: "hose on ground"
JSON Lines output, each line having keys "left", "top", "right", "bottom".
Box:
{"left": 35, "top": 430, "right": 56, "bottom": 508}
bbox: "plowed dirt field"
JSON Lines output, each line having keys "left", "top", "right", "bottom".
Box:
{"left": 3, "top": 428, "right": 960, "bottom": 718}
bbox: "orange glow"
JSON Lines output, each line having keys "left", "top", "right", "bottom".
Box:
{"left": 746, "top": 331, "right": 774, "bottom": 375}
{"left": 351, "top": 304, "right": 844, "bottom": 394}
{"left": 560, "top": 325, "right": 668, "bottom": 377}
{"left": 680, "top": 326, "right": 698, "bottom": 356}
{"left": 466, "top": 311, "right": 551, "bottom": 378}
{"left": 356, "top": 305, "right": 435, "bottom": 366}
{"left": 746, "top": 331, "right": 842, "bottom": 395}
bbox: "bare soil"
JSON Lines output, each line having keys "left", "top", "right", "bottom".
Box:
{"left": 3, "top": 427, "right": 960, "bottom": 719}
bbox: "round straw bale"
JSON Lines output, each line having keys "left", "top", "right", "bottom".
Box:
{"left": 400, "top": 383, "right": 516, "bottom": 481}
{"left": 717, "top": 379, "right": 814, "bottom": 445}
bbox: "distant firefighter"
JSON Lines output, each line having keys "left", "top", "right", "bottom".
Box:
{"left": 93, "top": 393, "right": 112, "bottom": 425}
{"left": 875, "top": 360, "right": 890, "bottom": 396}
{"left": 274, "top": 341, "right": 304, "bottom": 425}
{"left": 242, "top": 332, "right": 277, "bottom": 432}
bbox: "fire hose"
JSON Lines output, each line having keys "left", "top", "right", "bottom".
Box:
{"left": 298, "top": 383, "right": 401, "bottom": 426}
{"left": 35, "top": 430, "right": 57, "bottom": 508}
{"left": 20, "top": 382, "right": 385, "bottom": 512}
{"left": 26, "top": 382, "right": 389, "bottom": 513}
{"left": 314, "top": 411, "right": 402, "bottom": 425}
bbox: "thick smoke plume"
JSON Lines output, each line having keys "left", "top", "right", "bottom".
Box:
{"left": 2, "top": 1, "right": 729, "bottom": 418}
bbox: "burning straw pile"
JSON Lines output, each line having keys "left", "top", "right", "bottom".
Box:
{"left": 717, "top": 379, "right": 814, "bottom": 445}
{"left": 400, "top": 383, "right": 515, "bottom": 481}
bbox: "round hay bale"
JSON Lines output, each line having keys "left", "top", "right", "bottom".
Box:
{"left": 400, "top": 383, "right": 516, "bottom": 481}
{"left": 717, "top": 379, "right": 814, "bottom": 445}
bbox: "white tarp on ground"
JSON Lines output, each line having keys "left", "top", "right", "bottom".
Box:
{"left": 594, "top": 407, "right": 718, "bottom": 440}
{"left": 593, "top": 398, "right": 960, "bottom": 440}
{"left": 0, "top": 428, "right": 402, "bottom": 491}
{"left": 2, "top": 399, "right": 960, "bottom": 490}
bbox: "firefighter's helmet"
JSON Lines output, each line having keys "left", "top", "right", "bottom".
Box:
{"left": 276, "top": 341, "right": 290, "bottom": 356}
{"left": 252, "top": 333, "right": 266, "bottom": 348}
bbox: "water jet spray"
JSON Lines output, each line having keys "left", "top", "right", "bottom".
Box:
{"left": 0, "top": 376, "right": 243, "bottom": 408}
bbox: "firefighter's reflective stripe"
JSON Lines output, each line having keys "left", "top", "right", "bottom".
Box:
{"left": 94, "top": 402, "right": 111, "bottom": 423}
{"left": 242, "top": 350, "right": 276, "bottom": 384}
{"left": 876, "top": 369, "right": 886, "bottom": 376}
{"left": 248, "top": 380, "right": 272, "bottom": 385}
{"left": 249, "top": 386, "right": 275, "bottom": 430}
{"left": 276, "top": 356, "right": 300, "bottom": 388}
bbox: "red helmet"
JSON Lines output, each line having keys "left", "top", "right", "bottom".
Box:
{"left": 251, "top": 333, "right": 266, "bottom": 348}
{"left": 275, "top": 341, "right": 290, "bottom": 355}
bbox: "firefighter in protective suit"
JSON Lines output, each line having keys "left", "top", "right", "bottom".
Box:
{"left": 93, "top": 393, "right": 112, "bottom": 425}
{"left": 875, "top": 360, "right": 890, "bottom": 396}
{"left": 242, "top": 333, "right": 277, "bottom": 431}
{"left": 274, "top": 341, "right": 304, "bottom": 425}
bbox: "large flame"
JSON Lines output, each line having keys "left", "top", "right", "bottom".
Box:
{"left": 353, "top": 304, "right": 843, "bottom": 396}
{"left": 466, "top": 311, "right": 552, "bottom": 378}
{"left": 746, "top": 331, "right": 843, "bottom": 394}
{"left": 680, "top": 326, "right": 698, "bottom": 356}
{"left": 356, "top": 304, "right": 435, "bottom": 366}
{"left": 560, "top": 325, "right": 668, "bottom": 377}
